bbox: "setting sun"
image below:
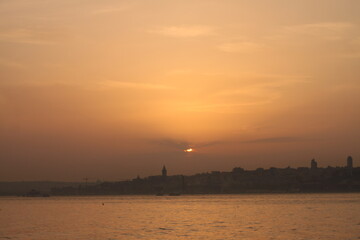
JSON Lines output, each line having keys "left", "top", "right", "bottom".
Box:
{"left": 184, "top": 148, "right": 194, "bottom": 153}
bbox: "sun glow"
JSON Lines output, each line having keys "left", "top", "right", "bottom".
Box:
{"left": 184, "top": 148, "right": 193, "bottom": 152}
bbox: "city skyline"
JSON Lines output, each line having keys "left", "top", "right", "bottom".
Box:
{"left": 50, "top": 156, "right": 359, "bottom": 196}
{"left": 1, "top": 156, "right": 357, "bottom": 196}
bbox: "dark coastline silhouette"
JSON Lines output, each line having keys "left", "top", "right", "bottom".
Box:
{"left": 49, "top": 156, "right": 360, "bottom": 196}
{"left": 1, "top": 157, "right": 358, "bottom": 196}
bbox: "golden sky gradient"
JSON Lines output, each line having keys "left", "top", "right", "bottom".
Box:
{"left": 1, "top": 0, "right": 359, "bottom": 181}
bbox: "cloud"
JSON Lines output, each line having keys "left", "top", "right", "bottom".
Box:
{"left": 0, "top": 79, "right": 174, "bottom": 91}
{"left": 284, "top": 22, "right": 353, "bottom": 34}
{"left": 150, "top": 138, "right": 224, "bottom": 151}
{"left": 99, "top": 80, "right": 173, "bottom": 90}
{"left": 341, "top": 36, "right": 360, "bottom": 58}
{"left": 195, "top": 141, "right": 224, "bottom": 148}
{"left": 150, "top": 25, "right": 214, "bottom": 37}
{"left": 91, "top": 3, "right": 134, "bottom": 15}
{"left": 218, "top": 41, "right": 262, "bottom": 53}
{"left": 329, "top": 83, "right": 360, "bottom": 92}
{"left": 0, "top": 28, "right": 58, "bottom": 45}
{"left": 0, "top": 58, "right": 26, "bottom": 69}
{"left": 182, "top": 101, "right": 274, "bottom": 113}
{"left": 151, "top": 139, "right": 190, "bottom": 150}
{"left": 92, "top": 7, "right": 129, "bottom": 15}
{"left": 150, "top": 136, "right": 308, "bottom": 151}
{"left": 198, "top": 75, "right": 311, "bottom": 113}
{"left": 241, "top": 136, "right": 308, "bottom": 144}
{"left": 215, "top": 87, "right": 276, "bottom": 98}
{"left": 215, "top": 76, "right": 311, "bottom": 97}
{"left": 341, "top": 52, "right": 360, "bottom": 59}
{"left": 270, "top": 22, "right": 355, "bottom": 41}
{"left": 353, "top": 36, "right": 360, "bottom": 45}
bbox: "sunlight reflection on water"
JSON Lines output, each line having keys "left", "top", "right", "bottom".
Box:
{"left": 0, "top": 194, "right": 359, "bottom": 240}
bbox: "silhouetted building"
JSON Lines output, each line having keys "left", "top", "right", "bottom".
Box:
{"left": 347, "top": 156, "right": 353, "bottom": 168}
{"left": 311, "top": 159, "right": 317, "bottom": 169}
{"left": 162, "top": 165, "right": 167, "bottom": 177}
{"left": 232, "top": 167, "right": 245, "bottom": 173}
{"left": 347, "top": 156, "right": 353, "bottom": 176}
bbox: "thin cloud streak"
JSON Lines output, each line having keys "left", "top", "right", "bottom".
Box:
{"left": 218, "top": 41, "right": 263, "bottom": 53}
{"left": 0, "top": 79, "right": 174, "bottom": 91}
{"left": 150, "top": 138, "right": 225, "bottom": 151}
{"left": 149, "top": 25, "right": 214, "bottom": 37}
{"left": 151, "top": 139, "right": 190, "bottom": 150}
{"left": 268, "top": 22, "right": 356, "bottom": 41}
{"left": 284, "top": 22, "right": 354, "bottom": 34}
{"left": 91, "top": 3, "right": 134, "bottom": 15}
{"left": 0, "top": 58, "right": 26, "bottom": 69}
{"left": 215, "top": 77, "right": 311, "bottom": 97}
{"left": 241, "top": 136, "right": 309, "bottom": 144}
{"left": 182, "top": 101, "right": 275, "bottom": 113}
{"left": 99, "top": 80, "right": 174, "bottom": 90}
{"left": 149, "top": 136, "right": 313, "bottom": 152}
{"left": 0, "top": 28, "right": 59, "bottom": 45}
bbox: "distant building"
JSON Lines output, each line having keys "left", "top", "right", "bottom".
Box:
{"left": 232, "top": 167, "right": 245, "bottom": 173}
{"left": 347, "top": 156, "right": 353, "bottom": 176}
{"left": 347, "top": 156, "right": 353, "bottom": 168}
{"left": 162, "top": 165, "right": 167, "bottom": 177}
{"left": 311, "top": 159, "right": 318, "bottom": 169}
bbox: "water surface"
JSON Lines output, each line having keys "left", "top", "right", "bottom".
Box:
{"left": 0, "top": 194, "right": 359, "bottom": 240}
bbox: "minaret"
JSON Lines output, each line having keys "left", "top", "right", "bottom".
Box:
{"left": 347, "top": 156, "right": 353, "bottom": 169}
{"left": 162, "top": 165, "right": 167, "bottom": 177}
{"left": 311, "top": 159, "right": 317, "bottom": 169}
{"left": 347, "top": 156, "right": 353, "bottom": 176}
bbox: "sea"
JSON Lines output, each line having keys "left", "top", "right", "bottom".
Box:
{"left": 0, "top": 193, "right": 359, "bottom": 240}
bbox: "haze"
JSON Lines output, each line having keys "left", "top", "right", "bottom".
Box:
{"left": 1, "top": 0, "right": 359, "bottom": 181}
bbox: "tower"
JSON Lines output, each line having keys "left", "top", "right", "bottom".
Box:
{"left": 347, "top": 156, "right": 353, "bottom": 176}
{"left": 311, "top": 159, "right": 317, "bottom": 169}
{"left": 347, "top": 156, "right": 353, "bottom": 169}
{"left": 162, "top": 165, "right": 167, "bottom": 177}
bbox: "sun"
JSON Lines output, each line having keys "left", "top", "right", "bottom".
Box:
{"left": 184, "top": 148, "right": 194, "bottom": 152}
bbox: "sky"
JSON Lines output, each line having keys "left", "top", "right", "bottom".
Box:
{"left": 1, "top": 0, "right": 360, "bottom": 181}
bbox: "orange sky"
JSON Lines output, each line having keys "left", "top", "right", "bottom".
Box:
{"left": 1, "top": 0, "right": 359, "bottom": 181}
